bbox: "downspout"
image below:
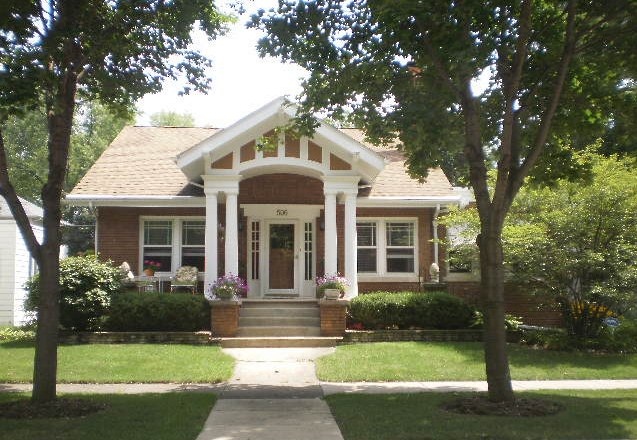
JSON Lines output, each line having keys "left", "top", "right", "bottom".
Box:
{"left": 90, "top": 201, "right": 98, "bottom": 255}
{"left": 433, "top": 204, "right": 440, "bottom": 267}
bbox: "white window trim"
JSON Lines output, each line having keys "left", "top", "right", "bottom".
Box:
{"left": 139, "top": 216, "right": 206, "bottom": 274}
{"left": 356, "top": 217, "right": 419, "bottom": 280}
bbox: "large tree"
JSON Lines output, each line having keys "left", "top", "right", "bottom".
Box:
{"left": 252, "top": 0, "right": 637, "bottom": 402}
{"left": 0, "top": 0, "right": 227, "bottom": 403}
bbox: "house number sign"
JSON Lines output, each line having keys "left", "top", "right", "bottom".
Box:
{"left": 276, "top": 209, "right": 288, "bottom": 216}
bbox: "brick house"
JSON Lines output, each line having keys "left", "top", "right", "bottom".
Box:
{"left": 67, "top": 97, "right": 466, "bottom": 300}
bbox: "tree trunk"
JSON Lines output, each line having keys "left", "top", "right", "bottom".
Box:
{"left": 30, "top": 53, "right": 78, "bottom": 402}
{"left": 479, "top": 226, "right": 514, "bottom": 403}
{"left": 31, "top": 245, "right": 60, "bottom": 402}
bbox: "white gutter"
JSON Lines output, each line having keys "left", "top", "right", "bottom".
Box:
{"left": 65, "top": 195, "right": 205, "bottom": 208}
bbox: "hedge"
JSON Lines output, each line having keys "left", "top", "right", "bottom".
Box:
{"left": 349, "top": 291, "right": 475, "bottom": 330}
{"left": 105, "top": 292, "right": 210, "bottom": 332}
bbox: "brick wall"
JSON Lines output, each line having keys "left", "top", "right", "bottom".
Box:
{"left": 239, "top": 173, "right": 324, "bottom": 205}
{"left": 447, "top": 281, "right": 562, "bottom": 327}
{"left": 342, "top": 329, "right": 522, "bottom": 344}
{"left": 320, "top": 300, "right": 349, "bottom": 336}
{"left": 60, "top": 331, "right": 215, "bottom": 345}
{"left": 97, "top": 207, "right": 205, "bottom": 273}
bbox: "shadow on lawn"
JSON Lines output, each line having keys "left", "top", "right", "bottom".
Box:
{"left": 328, "top": 391, "right": 637, "bottom": 440}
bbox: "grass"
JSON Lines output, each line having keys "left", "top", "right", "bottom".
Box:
{"left": 316, "top": 342, "right": 637, "bottom": 382}
{"left": 0, "top": 342, "right": 234, "bottom": 383}
{"left": 0, "top": 392, "right": 215, "bottom": 440}
{"left": 326, "top": 390, "right": 637, "bottom": 440}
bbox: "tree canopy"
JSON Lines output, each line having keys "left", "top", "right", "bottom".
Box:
{"left": 0, "top": 0, "right": 229, "bottom": 403}
{"left": 253, "top": 0, "right": 637, "bottom": 402}
{"left": 445, "top": 152, "right": 637, "bottom": 338}
{"left": 149, "top": 111, "right": 196, "bottom": 127}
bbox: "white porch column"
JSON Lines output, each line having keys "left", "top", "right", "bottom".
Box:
{"left": 343, "top": 190, "right": 358, "bottom": 297}
{"left": 204, "top": 191, "right": 218, "bottom": 289}
{"left": 324, "top": 190, "right": 338, "bottom": 275}
{"left": 225, "top": 190, "right": 239, "bottom": 275}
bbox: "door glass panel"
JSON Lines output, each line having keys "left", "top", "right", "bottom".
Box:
{"left": 269, "top": 224, "right": 295, "bottom": 289}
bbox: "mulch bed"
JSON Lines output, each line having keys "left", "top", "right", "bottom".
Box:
{"left": 441, "top": 396, "right": 563, "bottom": 417}
{"left": 0, "top": 398, "right": 108, "bottom": 419}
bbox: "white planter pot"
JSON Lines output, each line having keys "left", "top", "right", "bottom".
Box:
{"left": 323, "top": 288, "right": 341, "bottom": 300}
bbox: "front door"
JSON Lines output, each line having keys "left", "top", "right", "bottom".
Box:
{"left": 267, "top": 222, "right": 297, "bottom": 295}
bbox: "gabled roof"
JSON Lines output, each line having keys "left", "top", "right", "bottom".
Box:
{"left": 0, "top": 197, "right": 43, "bottom": 220}
{"left": 68, "top": 99, "right": 459, "bottom": 206}
{"left": 175, "top": 97, "right": 387, "bottom": 182}
{"left": 71, "top": 126, "right": 218, "bottom": 197}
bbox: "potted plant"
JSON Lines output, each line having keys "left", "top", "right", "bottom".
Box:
{"left": 316, "top": 274, "right": 349, "bottom": 299}
{"left": 206, "top": 273, "right": 248, "bottom": 300}
{"left": 143, "top": 260, "right": 161, "bottom": 276}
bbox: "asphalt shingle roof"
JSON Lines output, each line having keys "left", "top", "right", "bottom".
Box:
{"left": 70, "top": 126, "right": 455, "bottom": 199}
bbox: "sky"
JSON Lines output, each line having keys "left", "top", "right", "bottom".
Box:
{"left": 136, "top": 1, "right": 307, "bottom": 128}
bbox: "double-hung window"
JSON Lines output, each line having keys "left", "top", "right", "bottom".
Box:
{"left": 141, "top": 218, "right": 205, "bottom": 273}
{"left": 385, "top": 222, "right": 415, "bottom": 273}
{"left": 356, "top": 223, "right": 377, "bottom": 273}
{"left": 181, "top": 220, "right": 205, "bottom": 271}
{"left": 143, "top": 220, "right": 173, "bottom": 272}
{"left": 356, "top": 219, "right": 417, "bottom": 276}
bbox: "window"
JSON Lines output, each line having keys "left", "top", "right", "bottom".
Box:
{"left": 356, "top": 220, "right": 417, "bottom": 276}
{"left": 141, "top": 218, "right": 205, "bottom": 273}
{"left": 357, "top": 222, "right": 377, "bottom": 273}
{"left": 386, "top": 222, "right": 415, "bottom": 273}
{"left": 181, "top": 221, "right": 205, "bottom": 271}
{"left": 251, "top": 221, "right": 260, "bottom": 280}
{"left": 304, "top": 222, "right": 313, "bottom": 280}
{"left": 143, "top": 220, "right": 173, "bottom": 271}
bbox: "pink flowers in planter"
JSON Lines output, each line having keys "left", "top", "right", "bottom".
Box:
{"left": 206, "top": 273, "right": 248, "bottom": 300}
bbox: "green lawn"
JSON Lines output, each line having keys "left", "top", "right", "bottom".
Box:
{"left": 0, "top": 342, "right": 234, "bottom": 383}
{"left": 0, "top": 393, "right": 215, "bottom": 440}
{"left": 326, "top": 390, "right": 637, "bottom": 440}
{"left": 317, "top": 342, "right": 637, "bottom": 382}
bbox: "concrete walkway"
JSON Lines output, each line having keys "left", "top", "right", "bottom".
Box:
{"left": 195, "top": 347, "right": 344, "bottom": 440}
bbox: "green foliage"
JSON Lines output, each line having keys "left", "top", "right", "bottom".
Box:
{"left": 252, "top": 1, "right": 636, "bottom": 186}
{"left": 520, "top": 320, "right": 637, "bottom": 354}
{"left": 0, "top": 326, "right": 35, "bottom": 342}
{"left": 349, "top": 291, "right": 475, "bottom": 330}
{"left": 470, "top": 311, "right": 523, "bottom": 331}
{"left": 444, "top": 153, "right": 637, "bottom": 339}
{"left": 149, "top": 111, "right": 195, "bottom": 127}
{"left": 25, "top": 256, "right": 122, "bottom": 331}
{"left": 105, "top": 292, "right": 210, "bottom": 332}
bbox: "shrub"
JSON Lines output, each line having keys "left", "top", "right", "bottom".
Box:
{"left": 471, "top": 311, "right": 524, "bottom": 331}
{"left": 349, "top": 291, "right": 475, "bottom": 330}
{"left": 25, "top": 255, "right": 122, "bottom": 331}
{"left": 0, "top": 326, "right": 36, "bottom": 342}
{"left": 105, "top": 292, "right": 210, "bottom": 331}
{"left": 519, "top": 319, "right": 637, "bottom": 353}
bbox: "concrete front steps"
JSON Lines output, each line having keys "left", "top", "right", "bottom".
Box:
{"left": 221, "top": 299, "right": 340, "bottom": 348}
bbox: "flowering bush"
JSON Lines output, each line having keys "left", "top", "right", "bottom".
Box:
{"left": 316, "top": 274, "right": 349, "bottom": 293}
{"left": 143, "top": 260, "right": 161, "bottom": 271}
{"left": 206, "top": 273, "right": 248, "bottom": 300}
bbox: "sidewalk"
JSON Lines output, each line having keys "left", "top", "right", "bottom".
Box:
{"left": 195, "top": 347, "right": 344, "bottom": 440}
{"left": 3, "top": 378, "right": 637, "bottom": 395}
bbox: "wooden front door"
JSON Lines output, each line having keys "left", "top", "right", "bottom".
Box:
{"left": 267, "top": 222, "right": 297, "bottom": 295}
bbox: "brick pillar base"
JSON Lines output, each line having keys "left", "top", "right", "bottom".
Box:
{"left": 319, "top": 299, "right": 350, "bottom": 337}
{"left": 210, "top": 300, "right": 241, "bottom": 337}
